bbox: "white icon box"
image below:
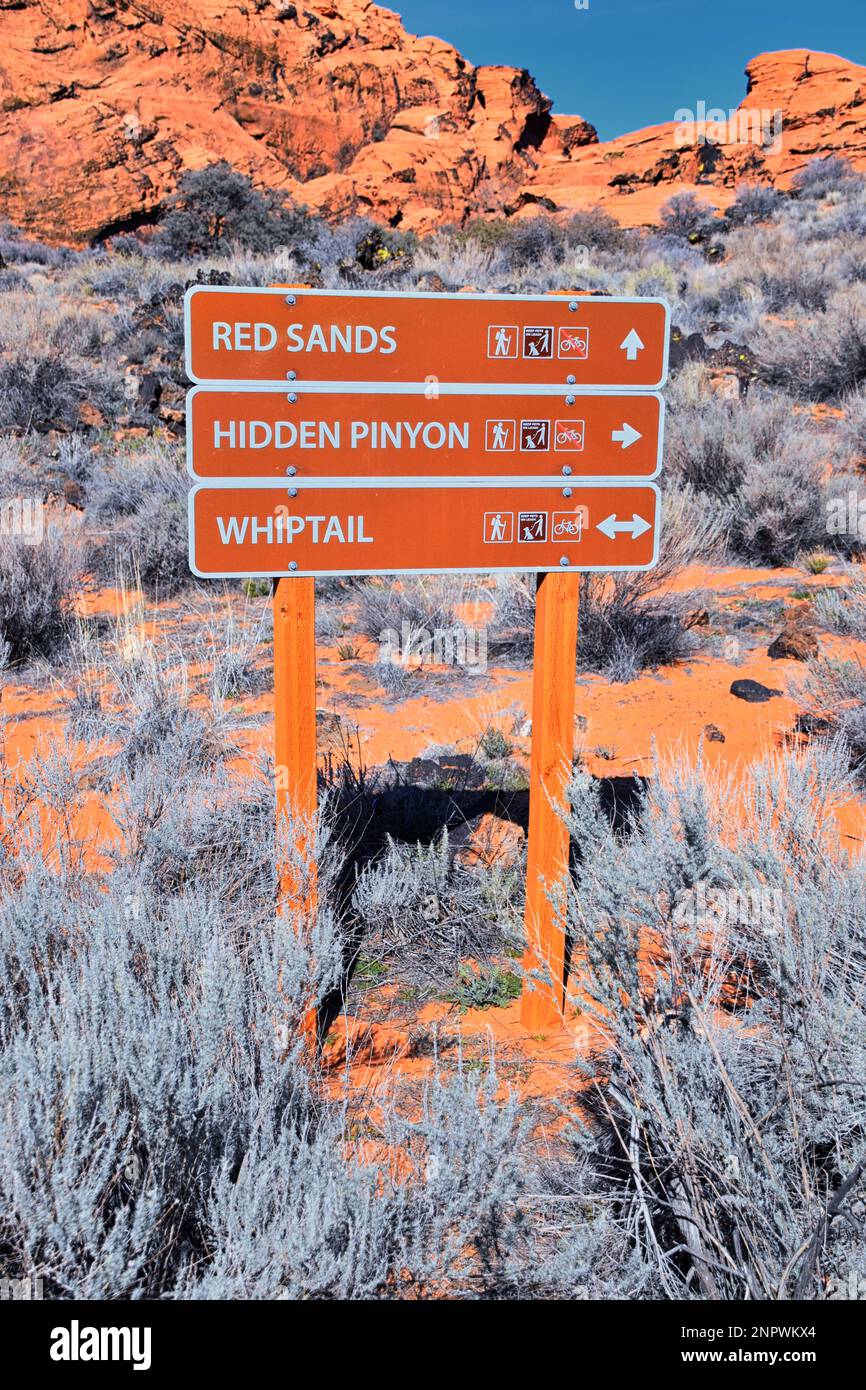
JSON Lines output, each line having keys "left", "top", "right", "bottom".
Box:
{"left": 552, "top": 508, "right": 589, "bottom": 542}
{"left": 522, "top": 326, "right": 554, "bottom": 359}
{"left": 487, "top": 325, "right": 518, "bottom": 359}
{"left": 517, "top": 512, "right": 549, "bottom": 543}
{"left": 483, "top": 511, "right": 514, "bottom": 544}
{"left": 485, "top": 419, "right": 517, "bottom": 451}
{"left": 554, "top": 419, "right": 586, "bottom": 452}
{"left": 519, "top": 419, "right": 551, "bottom": 451}
{"left": 557, "top": 326, "right": 590, "bottom": 359}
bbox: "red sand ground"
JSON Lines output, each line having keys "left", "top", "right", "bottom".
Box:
{"left": 2, "top": 562, "right": 864, "bottom": 1105}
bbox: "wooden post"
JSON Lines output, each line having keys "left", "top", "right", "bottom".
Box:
{"left": 273, "top": 575, "right": 317, "bottom": 829}
{"left": 273, "top": 575, "right": 318, "bottom": 1043}
{"left": 520, "top": 571, "right": 580, "bottom": 1033}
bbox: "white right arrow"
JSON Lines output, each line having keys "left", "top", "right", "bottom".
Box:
{"left": 611, "top": 422, "right": 642, "bottom": 449}
{"left": 620, "top": 329, "right": 645, "bottom": 361}
{"left": 597, "top": 512, "right": 652, "bottom": 540}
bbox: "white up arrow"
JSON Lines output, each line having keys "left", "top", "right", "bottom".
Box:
{"left": 611, "top": 422, "right": 642, "bottom": 449}
{"left": 597, "top": 512, "right": 652, "bottom": 540}
{"left": 620, "top": 329, "right": 644, "bottom": 361}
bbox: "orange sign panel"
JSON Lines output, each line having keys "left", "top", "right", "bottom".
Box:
{"left": 187, "top": 386, "right": 664, "bottom": 481}
{"left": 185, "top": 287, "right": 669, "bottom": 389}
{"left": 189, "top": 482, "right": 660, "bottom": 578}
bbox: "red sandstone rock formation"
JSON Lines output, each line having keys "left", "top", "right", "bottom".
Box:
{"left": 0, "top": 1, "right": 863, "bottom": 245}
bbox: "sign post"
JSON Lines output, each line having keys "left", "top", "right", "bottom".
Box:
{"left": 273, "top": 572, "right": 318, "bottom": 1044}
{"left": 521, "top": 572, "right": 580, "bottom": 1032}
{"left": 184, "top": 285, "right": 669, "bottom": 1043}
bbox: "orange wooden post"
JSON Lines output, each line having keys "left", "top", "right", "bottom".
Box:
{"left": 273, "top": 575, "right": 317, "bottom": 828}
{"left": 273, "top": 575, "right": 318, "bottom": 1044}
{"left": 520, "top": 571, "right": 580, "bottom": 1033}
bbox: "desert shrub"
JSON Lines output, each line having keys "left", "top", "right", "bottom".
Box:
{"left": 413, "top": 231, "right": 496, "bottom": 291}
{"left": 106, "top": 755, "right": 279, "bottom": 909}
{"left": 577, "top": 574, "right": 697, "bottom": 681}
{"left": 352, "top": 831, "right": 523, "bottom": 989}
{"left": 561, "top": 744, "right": 866, "bottom": 1298}
{"left": 794, "top": 194, "right": 866, "bottom": 243}
{"left": 0, "top": 525, "right": 84, "bottom": 665}
{"left": 155, "top": 163, "right": 310, "bottom": 259}
{"left": 798, "top": 657, "right": 866, "bottom": 770}
{"left": 106, "top": 659, "right": 238, "bottom": 781}
{"left": 189, "top": 1059, "right": 525, "bottom": 1299}
{"left": 834, "top": 384, "right": 866, "bottom": 467}
{"left": 792, "top": 155, "right": 863, "bottom": 200}
{"left": 354, "top": 577, "right": 460, "bottom": 647}
{"left": 496, "top": 215, "right": 566, "bottom": 269}
{"left": 444, "top": 963, "right": 521, "bottom": 1011}
{"left": 460, "top": 217, "right": 512, "bottom": 249}
{"left": 659, "top": 192, "right": 718, "bottom": 242}
{"left": 204, "top": 611, "right": 268, "bottom": 703}
{"left": 0, "top": 755, "right": 527, "bottom": 1298}
{"left": 753, "top": 286, "right": 866, "bottom": 399}
{"left": 88, "top": 442, "right": 190, "bottom": 596}
{"left": 662, "top": 477, "right": 731, "bottom": 563}
{"left": 572, "top": 479, "right": 728, "bottom": 681}
{"left": 734, "top": 452, "right": 827, "bottom": 566}
{"left": 564, "top": 207, "right": 626, "bottom": 252}
{"left": 0, "top": 226, "right": 73, "bottom": 268}
{"left": 725, "top": 183, "right": 785, "bottom": 226}
{"left": 0, "top": 431, "right": 41, "bottom": 496}
{"left": 372, "top": 656, "right": 414, "bottom": 697}
{"left": 74, "top": 250, "right": 182, "bottom": 304}
{"left": 488, "top": 574, "right": 537, "bottom": 661}
{"left": 0, "top": 351, "right": 117, "bottom": 433}
{"left": 0, "top": 291, "right": 121, "bottom": 431}
{"left": 665, "top": 376, "right": 800, "bottom": 498}
{"left": 0, "top": 836, "right": 329, "bottom": 1297}
{"left": 813, "top": 568, "right": 866, "bottom": 638}
{"left": 665, "top": 372, "right": 832, "bottom": 564}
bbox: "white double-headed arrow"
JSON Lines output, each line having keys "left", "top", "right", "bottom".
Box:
{"left": 597, "top": 512, "right": 652, "bottom": 540}
{"left": 620, "top": 329, "right": 645, "bottom": 361}
{"left": 611, "top": 422, "right": 642, "bottom": 449}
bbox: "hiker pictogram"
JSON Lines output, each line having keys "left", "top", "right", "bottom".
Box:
{"left": 485, "top": 419, "right": 516, "bottom": 451}
{"left": 483, "top": 510, "right": 514, "bottom": 544}
{"left": 488, "top": 324, "right": 518, "bottom": 358}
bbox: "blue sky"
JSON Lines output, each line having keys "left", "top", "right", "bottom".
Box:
{"left": 390, "top": 0, "right": 865, "bottom": 140}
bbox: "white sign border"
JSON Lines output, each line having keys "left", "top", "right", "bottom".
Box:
{"left": 183, "top": 286, "right": 671, "bottom": 391}
{"left": 184, "top": 384, "right": 666, "bottom": 484}
{"left": 187, "top": 478, "right": 662, "bottom": 580}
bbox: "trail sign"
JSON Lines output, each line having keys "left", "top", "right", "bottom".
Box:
{"left": 186, "top": 385, "right": 664, "bottom": 481}
{"left": 183, "top": 279, "right": 670, "bottom": 1038}
{"left": 188, "top": 480, "right": 660, "bottom": 578}
{"left": 185, "top": 287, "right": 670, "bottom": 390}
